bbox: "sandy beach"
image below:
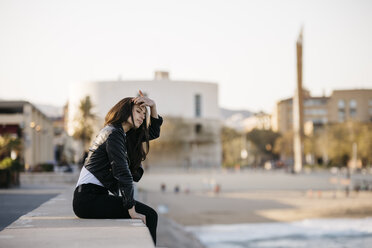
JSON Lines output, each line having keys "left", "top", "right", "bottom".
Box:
{"left": 142, "top": 189, "right": 372, "bottom": 226}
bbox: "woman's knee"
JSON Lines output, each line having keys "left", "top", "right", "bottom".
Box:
{"left": 146, "top": 206, "right": 158, "bottom": 223}
{"left": 151, "top": 208, "right": 158, "bottom": 222}
{"left": 136, "top": 202, "right": 158, "bottom": 223}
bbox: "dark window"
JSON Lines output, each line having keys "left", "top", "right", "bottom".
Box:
{"left": 195, "top": 94, "right": 201, "bottom": 117}
{"left": 0, "top": 107, "right": 23, "bottom": 114}
{"left": 338, "top": 100, "right": 345, "bottom": 122}
{"left": 195, "top": 124, "right": 202, "bottom": 134}
{"left": 338, "top": 100, "right": 345, "bottom": 109}
{"left": 338, "top": 109, "right": 345, "bottom": 122}
{"left": 350, "top": 109, "right": 357, "bottom": 118}
{"left": 349, "top": 99, "right": 357, "bottom": 118}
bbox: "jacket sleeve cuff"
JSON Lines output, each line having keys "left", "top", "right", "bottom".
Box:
{"left": 119, "top": 187, "right": 136, "bottom": 209}
{"left": 125, "top": 200, "right": 136, "bottom": 209}
{"left": 150, "top": 115, "right": 163, "bottom": 126}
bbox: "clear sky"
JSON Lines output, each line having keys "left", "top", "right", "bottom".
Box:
{"left": 0, "top": 0, "right": 371, "bottom": 113}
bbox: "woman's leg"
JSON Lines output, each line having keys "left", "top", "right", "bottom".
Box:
{"left": 134, "top": 200, "right": 158, "bottom": 245}
{"left": 73, "top": 189, "right": 157, "bottom": 244}
{"left": 73, "top": 189, "right": 130, "bottom": 219}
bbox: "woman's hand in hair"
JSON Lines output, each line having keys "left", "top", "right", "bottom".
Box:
{"left": 128, "top": 206, "right": 147, "bottom": 225}
{"left": 133, "top": 90, "right": 158, "bottom": 118}
{"left": 132, "top": 95, "right": 155, "bottom": 108}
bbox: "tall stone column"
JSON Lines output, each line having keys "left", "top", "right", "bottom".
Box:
{"left": 293, "top": 28, "right": 304, "bottom": 173}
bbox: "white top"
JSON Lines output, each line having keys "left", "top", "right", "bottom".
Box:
{"left": 76, "top": 166, "right": 104, "bottom": 187}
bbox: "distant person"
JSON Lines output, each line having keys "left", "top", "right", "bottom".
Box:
{"left": 174, "top": 185, "right": 180, "bottom": 193}
{"left": 161, "top": 183, "right": 166, "bottom": 192}
{"left": 72, "top": 91, "right": 162, "bottom": 245}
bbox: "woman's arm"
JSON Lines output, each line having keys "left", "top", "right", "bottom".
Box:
{"left": 105, "top": 129, "right": 135, "bottom": 209}
{"left": 133, "top": 94, "right": 163, "bottom": 140}
{"left": 150, "top": 104, "right": 158, "bottom": 119}
{"left": 147, "top": 115, "right": 163, "bottom": 141}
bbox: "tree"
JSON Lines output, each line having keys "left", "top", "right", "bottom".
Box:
{"left": 221, "top": 126, "right": 243, "bottom": 168}
{"left": 0, "top": 134, "right": 22, "bottom": 161}
{"left": 150, "top": 117, "right": 190, "bottom": 152}
{"left": 274, "top": 121, "right": 372, "bottom": 168}
{"left": 303, "top": 121, "right": 372, "bottom": 167}
{"left": 73, "top": 96, "right": 96, "bottom": 150}
{"left": 273, "top": 131, "right": 293, "bottom": 160}
{"left": 0, "top": 134, "right": 24, "bottom": 174}
{"left": 358, "top": 123, "right": 372, "bottom": 166}
{"left": 246, "top": 129, "right": 280, "bottom": 166}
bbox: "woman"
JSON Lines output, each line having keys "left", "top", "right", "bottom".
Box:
{"left": 73, "top": 92, "right": 162, "bottom": 245}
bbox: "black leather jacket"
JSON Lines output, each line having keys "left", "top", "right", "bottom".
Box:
{"left": 84, "top": 115, "right": 163, "bottom": 209}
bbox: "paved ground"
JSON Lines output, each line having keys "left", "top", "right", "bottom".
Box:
{"left": 0, "top": 184, "right": 66, "bottom": 231}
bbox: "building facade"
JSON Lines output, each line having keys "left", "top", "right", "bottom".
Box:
{"left": 273, "top": 89, "right": 372, "bottom": 134}
{"left": 328, "top": 89, "right": 372, "bottom": 123}
{"left": 67, "top": 71, "right": 222, "bottom": 169}
{"left": 0, "top": 101, "right": 54, "bottom": 169}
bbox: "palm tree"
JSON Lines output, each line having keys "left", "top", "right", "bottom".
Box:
{"left": 0, "top": 134, "right": 22, "bottom": 161}
{"left": 73, "top": 96, "right": 96, "bottom": 151}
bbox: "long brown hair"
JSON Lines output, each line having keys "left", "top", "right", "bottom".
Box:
{"left": 104, "top": 97, "right": 150, "bottom": 173}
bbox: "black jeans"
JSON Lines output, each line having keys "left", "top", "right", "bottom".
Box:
{"left": 72, "top": 183, "right": 157, "bottom": 245}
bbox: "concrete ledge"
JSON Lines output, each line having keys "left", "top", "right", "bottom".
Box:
{"left": 20, "top": 172, "right": 80, "bottom": 184}
{"left": 0, "top": 186, "right": 155, "bottom": 248}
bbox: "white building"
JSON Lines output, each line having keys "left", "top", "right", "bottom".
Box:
{"left": 0, "top": 101, "right": 54, "bottom": 170}
{"left": 67, "top": 71, "right": 222, "bottom": 169}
